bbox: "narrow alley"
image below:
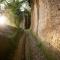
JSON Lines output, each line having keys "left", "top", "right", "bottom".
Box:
{"left": 0, "top": 0, "right": 60, "bottom": 60}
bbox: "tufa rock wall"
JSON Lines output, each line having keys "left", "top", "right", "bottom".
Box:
{"left": 31, "top": 0, "right": 60, "bottom": 51}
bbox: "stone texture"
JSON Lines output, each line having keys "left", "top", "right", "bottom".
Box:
{"left": 31, "top": 0, "right": 60, "bottom": 51}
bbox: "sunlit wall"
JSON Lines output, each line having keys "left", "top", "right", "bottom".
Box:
{"left": 31, "top": 0, "right": 60, "bottom": 52}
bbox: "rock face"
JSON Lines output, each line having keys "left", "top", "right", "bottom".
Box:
{"left": 31, "top": 0, "right": 60, "bottom": 51}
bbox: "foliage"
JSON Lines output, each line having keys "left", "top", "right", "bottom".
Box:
{"left": 0, "top": 0, "right": 31, "bottom": 28}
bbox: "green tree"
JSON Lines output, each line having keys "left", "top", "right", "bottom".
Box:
{"left": 0, "top": 0, "right": 31, "bottom": 28}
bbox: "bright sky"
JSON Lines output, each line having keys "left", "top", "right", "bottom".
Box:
{"left": 20, "top": 1, "right": 31, "bottom": 11}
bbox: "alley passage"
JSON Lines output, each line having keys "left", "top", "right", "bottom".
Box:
{"left": 12, "top": 31, "right": 46, "bottom": 60}
{"left": 0, "top": 28, "right": 47, "bottom": 60}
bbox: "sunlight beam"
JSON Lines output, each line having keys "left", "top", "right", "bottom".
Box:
{"left": 0, "top": 15, "right": 7, "bottom": 26}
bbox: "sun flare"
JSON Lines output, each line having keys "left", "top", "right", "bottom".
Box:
{"left": 0, "top": 15, "right": 7, "bottom": 25}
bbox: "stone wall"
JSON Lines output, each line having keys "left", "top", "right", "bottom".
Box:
{"left": 31, "top": 0, "right": 60, "bottom": 51}
{"left": 31, "top": 0, "right": 38, "bottom": 35}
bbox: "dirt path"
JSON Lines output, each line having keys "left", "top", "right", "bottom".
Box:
{"left": 0, "top": 29, "right": 47, "bottom": 60}
{"left": 12, "top": 31, "right": 46, "bottom": 60}
{"left": 0, "top": 29, "right": 60, "bottom": 60}
{"left": 25, "top": 31, "right": 46, "bottom": 60}
{"left": 12, "top": 32, "right": 26, "bottom": 60}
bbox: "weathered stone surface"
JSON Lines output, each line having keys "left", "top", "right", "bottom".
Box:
{"left": 31, "top": 0, "right": 60, "bottom": 51}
